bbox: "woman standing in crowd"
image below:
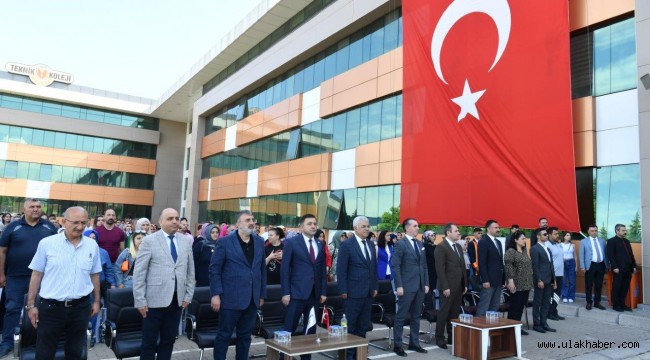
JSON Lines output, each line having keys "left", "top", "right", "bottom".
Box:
{"left": 376, "top": 231, "right": 394, "bottom": 280}
{"left": 114, "top": 231, "right": 145, "bottom": 288}
{"left": 457, "top": 238, "right": 472, "bottom": 282}
{"left": 2, "top": 213, "right": 11, "bottom": 226}
{"left": 193, "top": 223, "right": 219, "bottom": 287}
{"left": 315, "top": 229, "right": 332, "bottom": 275}
{"left": 561, "top": 232, "right": 577, "bottom": 303}
{"left": 265, "top": 227, "right": 285, "bottom": 285}
{"left": 504, "top": 230, "right": 533, "bottom": 335}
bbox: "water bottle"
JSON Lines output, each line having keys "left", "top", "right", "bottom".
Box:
{"left": 340, "top": 314, "right": 348, "bottom": 334}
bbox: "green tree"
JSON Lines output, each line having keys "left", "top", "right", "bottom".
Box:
{"left": 377, "top": 206, "right": 400, "bottom": 231}
{"left": 628, "top": 211, "right": 642, "bottom": 242}
{"left": 599, "top": 223, "right": 608, "bottom": 239}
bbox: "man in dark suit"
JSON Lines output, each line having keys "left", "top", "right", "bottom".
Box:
{"left": 434, "top": 223, "right": 467, "bottom": 349}
{"left": 209, "top": 210, "right": 266, "bottom": 360}
{"left": 423, "top": 231, "right": 438, "bottom": 310}
{"left": 336, "top": 216, "right": 378, "bottom": 360}
{"left": 530, "top": 228, "right": 556, "bottom": 333}
{"left": 606, "top": 224, "right": 637, "bottom": 312}
{"left": 476, "top": 220, "right": 504, "bottom": 316}
{"left": 580, "top": 225, "right": 608, "bottom": 310}
{"left": 281, "top": 214, "right": 327, "bottom": 360}
{"left": 133, "top": 208, "right": 195, "bottom": 360}
{"left": 391, "top": 218, "right": 429, "bottom": 356}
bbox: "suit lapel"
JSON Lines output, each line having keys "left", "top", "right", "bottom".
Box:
{"left": 231, "top": 233, "right": 250, "bottom": 267}
{"left": 158, "top": 231, "right": 174, "bottom": 265}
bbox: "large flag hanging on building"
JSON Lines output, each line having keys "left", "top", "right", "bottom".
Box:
{"left": 401, "top": 0, "right": 580, "bottom": 230}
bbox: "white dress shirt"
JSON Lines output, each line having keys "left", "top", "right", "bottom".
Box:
{"left": 302, "top": 233, "right": 319, "bottom": 258}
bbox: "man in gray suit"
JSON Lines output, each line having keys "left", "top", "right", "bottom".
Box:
{"left": 580, "top": 225, "right": 607, "bottom": 310}
{"left": 530, "top": 228, "right": 556, "bottom": 333}
{"left": 391, "top": 218, "right": 429, "bottom": 356}
{"left": 133, "top": 208, "right": 195, "bottom": 360}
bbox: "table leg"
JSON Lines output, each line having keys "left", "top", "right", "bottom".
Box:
{"left": 451, "top": 324, "right": 456, "bottom": 356}
{"left": 481, "top": 329, "right": 489, "bottom": 360}
{"left": 515, "top": 325, "right": 522, "bottom": 358}
{"left": 356, "top": 345, "right": 368, "bottom": 360}
{"left": 266, "top": 347, "right": 280, "bottom": 360}
{"left": 339, "top": 348, "right": 347, "bottom": 359}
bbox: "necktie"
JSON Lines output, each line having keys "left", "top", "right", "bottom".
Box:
{"left": 168, "top": 235, "right": 178, "bottom": 263}
{"left": 361, "top": 240, "right": 371, "bottom": 261}
{"left": 593, "top": 238, "right": 602, "bottom": 263}
{"left": 309, "top": 239, "right": 316, "bottom": 264}
{"left": 494, "top": 238, "right": 502, "bottom": 258}
{"left": 545, "top": 245, "right": 552, "bottom": 262}
{"left": 412, "top": 238, "right": 420, "bottom": 262}
{"left": 453, "top": 243, "right": 461, "bottom": 258}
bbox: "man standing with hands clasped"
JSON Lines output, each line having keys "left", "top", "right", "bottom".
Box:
{"left": 530, "top": 228, "right": 556, "bottom": 333}
{"left": 391, "top": 218, "right": 429, "bottom": 356}
{"left": 606, "top": 224, "right": 637, "bottom": 312}
{"left": 26, "top": 206, "right": 102, "bottom": 360}
{"left": 210, "top": 210, "right": 266, "bottom": 360}
{"left": 133, "top": 208, "right": 195, "bottom": 360}
{"left": 434, "top": 223, "right": 467, "bottom": 349}
{"left": 336, "top": 216, "right": 378, "bottom": 360}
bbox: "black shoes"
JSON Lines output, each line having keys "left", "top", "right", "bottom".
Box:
{"left": 394, "top": 347, "right": 407, "bottom": 357}
{"left": 542, "top": 325, "right": 557, "bottom": 332}
{"left": 533, "top": 326, "right": 546, "bottom": 333}
{"left": 407, "top": 345, "right": 428, "bottom": 353}
{"left": 594, "top": 303, "right": 606, "bottom": 310}
{"left": 623, "top": 306, "right": 633, "bottom": 312}
{"left": 521, "top": 329, "right": 529, "bottom": 335}
{"left": 613, "top": 306, "right": 624, "bottom": 312}
{"left": 547, "top": 315, "right": 561, "bottom": 321}
{"left": 586, "top": 302, "right": 593, "bottom": 310}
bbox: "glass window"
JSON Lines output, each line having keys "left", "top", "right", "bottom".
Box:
{"left": 43, "top": 131, "right": 55, "bottom": 147}
{"left": 367, "top": 101, "right": 382, "bottom": 143}
{"left": 32, "top": 129, "right": 44, "bottom": 146}
{"left": 0, "top": 125, "right": 8, "bottom": 142}
{"left": 4, "top": 161, "right": 17, "bottom": 178}
{"left": 54, "top": 133, "right": 66, "bottom": 148}
{"left": 593, "top": 18, "right": 636, "bottom": 96}
{"left": 595, "top": 164, "right": 641, "bottom": 241}
{"left": 570, "top": 30, "right": 593, "bottom": 98}
{"left": 8, "top": 127, "right": 21, "bottom": 143}
{"left": 381, "top": 97, "right": 397, "bottom": 140}
{"left": 27, "top": 163, "right": 40, "bottom": 180}
{"left": 346, "top": 108, "right": 360, "bottom": 149}
{"left": 16, "top": 162, "right": 29, "bottom": 179}
{"left": 39, "top": 164, "right": 52, "bottom": 182}
{"left": 332, "top": 114, "right": 346, "bottom": 151}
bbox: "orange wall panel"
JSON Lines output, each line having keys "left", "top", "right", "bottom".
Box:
{"left": 201, "top": 128, "right": 227, "bottom": 158}
{"left": 331, "top": 79, "right": 378, "bottom": 115}
{"left": 234, "top": 94, "right": 303, "bottom": 148}
{"left": 569, "top": 0, "right": 634, "bottom": 31}
{"left": 259, "top": 162, "right": 290, "bottom": 181}
{"left": 573, "top": 96, "right": 595, "bottom": 132}
{"left": 258, "top": 178, "right": 289, "bottom": 196}
{"left": 356, "top": 142, "right": 381, "bottom": 166}
{"left": 355, "top": 163, "right": 380, "bottom": 188}
{"left": 333, "top": 59, "right": 378, "bottom": 94}
{"left": 574, "top": 131, "right": 596, "bottom": 167}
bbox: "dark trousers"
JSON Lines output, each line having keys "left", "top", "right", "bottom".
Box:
{"left": 214, "top": 299, "right": 258, "bottom": 360}
{"left": 550, "top": 276, "right": 562, "bottom": 316}
{"left": 140, "top": 296, "right": 182, "bottom": 360}
{"left": 1, "top": 276, "right": 30, "bottom": 348}
{"left": 424, "top": 288, "right": 435, "bottom": 310}
{"left": 507, "top": 290, "right": 530, "bottom": 321}
{"left": 532, "top": 284, "right": 552, "bottom": 327}
{"left": 344, "top": 297, "right": 372, "bottom": 360}
{"left": 35, "top": 297, "right": 90, "bottom": 360}
{"left": 435, "top": 288, "right": 462, "bottom": 341}
{"left": 585, "top": 261, "right": 605, "bottom": 303}
{"left": 393, "top": 290, "right": 424, "bottom": 348}
{"left": 611, "top": 271, "right": 633, "bottom": 308}
{"left": 284, "top": 293, "right": 318, "bottom": 360}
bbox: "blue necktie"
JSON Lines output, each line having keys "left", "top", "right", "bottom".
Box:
{"left": 168, "top": 235, "right": 178, "bottom": 263}
{"left": 412, "top": 238, "right": 420, "bottom": 262}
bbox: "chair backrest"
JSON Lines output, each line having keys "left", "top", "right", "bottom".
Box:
{"left": 189, "top": 287, "right": 219, "bottom": 331}
{"left": 106, "top": 288, "right": 143, "bottom": 336}
{"left": 259, "top": 284, "right": 285, "bottom": 327}
{"left": 325, "top": 281, "right": 345, "bottom": 324}
{"left": 373, "top": 280, "right": 396, "bottom": 314}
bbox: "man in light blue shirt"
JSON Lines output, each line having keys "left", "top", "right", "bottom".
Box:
{"left": 545, "top": 227, "right": 565, "bottom": 321}
{"left": 26, "top": 206, "right": 102, "bottom": 360}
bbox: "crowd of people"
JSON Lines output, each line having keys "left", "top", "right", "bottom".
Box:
{"left": 0, "top": 199, "right": 640, "bottom": 359}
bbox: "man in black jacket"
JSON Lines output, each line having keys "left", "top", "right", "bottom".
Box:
{"left": 530, "top": 228, "right": 556, "bottom": 333}
{"left": 606, "top": 224, "right": 636, "bottom": 312}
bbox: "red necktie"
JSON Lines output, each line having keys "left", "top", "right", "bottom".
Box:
{"left": 309, "top": 239, "right": 316, "bottom": 264}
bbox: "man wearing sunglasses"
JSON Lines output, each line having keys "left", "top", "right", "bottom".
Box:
{"left": 530, "top": 229, "right": 557, "bottom": 333}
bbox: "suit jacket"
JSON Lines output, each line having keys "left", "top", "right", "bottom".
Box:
{"left": 434, "top": 239, "right": 466, "bottom": 292}
{"left": 424, "top": 242, "right": 438, "bottom": 289}
{"left": 376, "top": 245, "right": 393, "bottom": 280}
{"left": 467, "top": 239, "right": 479, "bottom": 271}
{"left": 209, "top": 232, "right": 267, "bottom": 310}
{"left": 133, "top": 230, "right": 195, "bottom": 308}
{"left": 606, "top": 236, "right": 637, "bottom": 274}
{"left": 579, "top": 236, "right": 607, "bottom": 271}
{"left": 281, "top": 234, "right": 327, "bottom": 300}
{"left": 391, "top": 237, "right": 429, "bottom": 293}
{"left": 530, "top": 242, "right": 555, "bottom": 285}
{"left": 477, "top": 235, "right": 504, "bottom": 287}
{"left": 336, "top": 236, "right": 378, "bottom": 298}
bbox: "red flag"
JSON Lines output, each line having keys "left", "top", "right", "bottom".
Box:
{"left": 401, "top": 0, "right": 580, "bottom": 230}
{"left": 321, "top": 309, "right": 330, "bottom": 331}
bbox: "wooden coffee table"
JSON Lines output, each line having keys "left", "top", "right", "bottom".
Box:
{"left": 265, "top": 333, "right": 368, "bottom": 360}
{"left": 451, "top": 317, "right": 522, "bottom": 360}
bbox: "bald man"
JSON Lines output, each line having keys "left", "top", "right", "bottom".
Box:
{"left": 133, "top": 208, "right": 195, "bottom": 360}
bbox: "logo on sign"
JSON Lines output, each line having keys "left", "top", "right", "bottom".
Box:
{"left": 5, "top": 63, "right": 74, "bottom": 87}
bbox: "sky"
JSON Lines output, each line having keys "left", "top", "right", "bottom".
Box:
{"left": 0, "top": 0, "right": 260, "bottom": 99}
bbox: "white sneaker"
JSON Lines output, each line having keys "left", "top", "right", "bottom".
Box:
{"left": 562, "top": 299, "right": 568, "bottom": 303}
{"left": 568, "top": 299, "right": 574, "bottom": 303}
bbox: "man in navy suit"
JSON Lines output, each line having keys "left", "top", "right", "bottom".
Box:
{"left": 337, "top": 216, "right": 378, "bottom": 360}
{"left": 580, "top": 225, "right": 608, "bottom": 310}
{"left": 281, "top": 214, "right": 327, "bottom": 360}
{"left": 530, "top": 228, "right": 556, "bottom": 333}
{"left": 476, "top": 219, "right": 504, "bottom": 316}
{"left": 209, "top": 210, "right": 267, "bottom": 360}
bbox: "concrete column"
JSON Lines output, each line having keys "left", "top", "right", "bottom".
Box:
{"left": 152, "top": 119, "right": 186, "bottom": 218}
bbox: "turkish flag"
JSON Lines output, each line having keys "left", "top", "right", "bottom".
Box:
{"left": 321, "top": 308, "right": 330, "bottom": 331}
{"left": 401, "top": 0, "right": 580, "bottom": 230}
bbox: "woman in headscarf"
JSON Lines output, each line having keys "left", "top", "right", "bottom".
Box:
{"left": 193, "top": 223, "right": 219, "bottom": 287}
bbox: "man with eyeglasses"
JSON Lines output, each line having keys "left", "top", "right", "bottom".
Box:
{"left": 530, "top": 228, "right": 556, "bottom": 333}
{"left": 26, "top": 206, "right": 102, "bottom": 359}
{"left": 0, "top": 198, "right": 57, "bottom": 358}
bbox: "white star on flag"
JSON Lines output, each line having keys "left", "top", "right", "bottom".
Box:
{"left": 451, "top": 79, "right": 486, "bottom": 122}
